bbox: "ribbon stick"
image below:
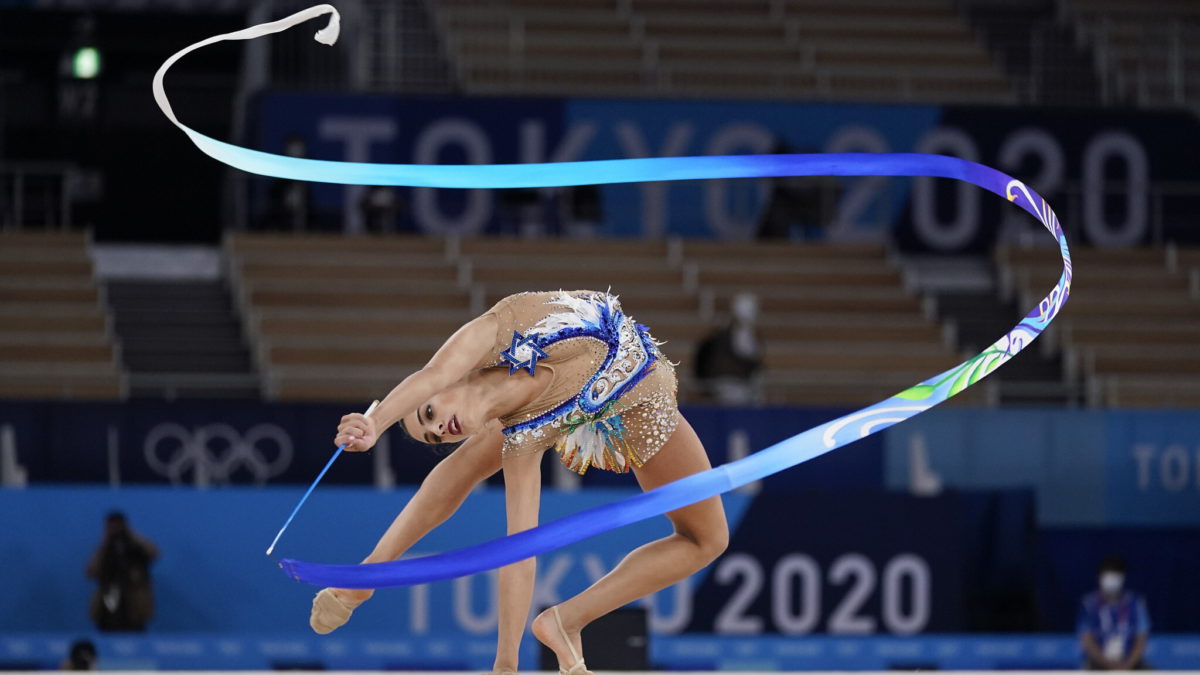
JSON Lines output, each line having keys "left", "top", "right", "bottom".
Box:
{"left": 154, "top": 5, "right": 1072, "bottom": 588}
{"left": 265, "top": 400, "right": 378, "bottom": 556}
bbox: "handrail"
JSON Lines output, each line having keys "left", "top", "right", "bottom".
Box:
{"left": 0, "top": 162, "right": 78, "bottom": 230}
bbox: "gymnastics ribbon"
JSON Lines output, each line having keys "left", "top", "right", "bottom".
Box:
{"left": 154, "top": 5, "right": 1072, "bottom": 588}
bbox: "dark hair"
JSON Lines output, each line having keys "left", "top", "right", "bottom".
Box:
{"left": 67, "top": 639, "right": 97, "bottom": 670}
{"left": 1098, "top": 554, "right": 1127, "bottom": 575}
{"left": 397, "top": 417, "right": 464, "bottom": 456}
{"left": 105, "top": 511, "right": 126, "bottom": 524}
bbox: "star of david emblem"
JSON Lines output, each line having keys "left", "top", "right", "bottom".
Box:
{"left": 500, "top": 330, "right": 548, "bottom": 376}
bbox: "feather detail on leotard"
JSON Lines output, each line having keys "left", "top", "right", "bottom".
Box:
{"left": 525, "top": 291, "right": 619, "bottom": 339}
{"left": 553, "top": 402, "right": 639, "bottom": 474}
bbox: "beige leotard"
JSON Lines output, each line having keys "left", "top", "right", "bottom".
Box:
{"left": 478, "top": 290, "right": 680, "bottom": 474}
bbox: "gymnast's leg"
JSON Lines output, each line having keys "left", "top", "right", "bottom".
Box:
{"left": 531, "top": 415, "right": 728, "bottom": 669}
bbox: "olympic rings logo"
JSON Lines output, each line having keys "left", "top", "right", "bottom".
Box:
{"left": 143, "top": 423, "right": 294, "bottom": 485}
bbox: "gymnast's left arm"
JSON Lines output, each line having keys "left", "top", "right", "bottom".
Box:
{"left": 494, "top": 450, "right": 543, "bottom": 673}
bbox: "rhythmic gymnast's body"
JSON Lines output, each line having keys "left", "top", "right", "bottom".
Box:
{"left": 312, "top": 290, "right": 729, "bottom": 675}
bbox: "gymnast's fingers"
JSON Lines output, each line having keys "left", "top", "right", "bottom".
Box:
{"left": 339, "top": 431, "right": 377, "bottom": 453}
{"left": 344, "top": 416, "right": 376, "bottom": 439}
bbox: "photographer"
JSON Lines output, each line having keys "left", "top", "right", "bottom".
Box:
{"left": 86, "top": 512, "right": 158, "bottom": 631}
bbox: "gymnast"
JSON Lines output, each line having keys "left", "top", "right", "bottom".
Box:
{"left": 311, "top": 290, "right": 729, "bottom": 675}
{"left": 153, "top": 13, "right": 1073, "bottom": 667}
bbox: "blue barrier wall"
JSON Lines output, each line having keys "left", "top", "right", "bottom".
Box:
{"left": 3, "top": 487, "right": 1029, "bottom": 637}
{"left": 0, "top": 400, "right": 880, "bottom": 490}
{"left": 2, "top": 486, "right": 1198, "bottom": 670}
{"left": 4, "top": 487, "right": 1195, "bottom": 637}
{"left": 4, "top": 403, "right": 1200, "bottom": 667}
{"left": 7, "top": 401, "right": 1198, "bottom": 528}
{"left": 883, "top": 408, "right": 1200, "bottom": 527}
{"left": 1, "top": 486, "right": 732, "bottom": 637}
{"left": 5, "top": 632, "right": 1200, "bottom": 671}
{"left": 1035, "top": 528, "right": 1200, "bottom": 637}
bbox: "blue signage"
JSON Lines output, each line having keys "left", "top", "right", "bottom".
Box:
{"left": 6, "top": 631, "right": 1200, "bottom": 670}
{"left": 1102, "top": 410, "right": 1200, "bottom": 526}
{"left": 0, "top": 400, "right": 880, "bottom": 492}
{"left": 254, "top": 93, "right": 1200, "bottom": 248}
{"left": 0, "top": 487, "right": 1039, "bottom": 642}
{"left": 882, "top": 407, "right": 1200, "bottom": 528}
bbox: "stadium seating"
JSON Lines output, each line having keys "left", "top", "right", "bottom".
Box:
{"left": 0, "top": 231, "right": 124, "bottom": 399}
{"left": 15, "top": 227, "right": 1189, "bottom": 409}
{"left": 997, "top": 244, "right": 1200, "bottom": 407}
{"left": 1062, "top": 0, "right": 1200, "bottom": 108}
{"left": 228, "top": 233, "right": 966, "bottom": 407}
{"left": 430, "top": 0, "right": 1015, "bottom": 103}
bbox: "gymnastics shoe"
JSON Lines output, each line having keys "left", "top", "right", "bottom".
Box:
{"left": 551, "top": 606, "right": 593, "bottom": 675}
{"left": 310, "top": 588, "right": 355, "bottom": 634}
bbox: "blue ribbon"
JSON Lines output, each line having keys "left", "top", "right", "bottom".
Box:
{"left": 154, "top": 4, "right": 1072, "bottom": 588}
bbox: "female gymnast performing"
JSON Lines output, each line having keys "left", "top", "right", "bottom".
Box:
{"left": 310, "top": 290, "right": 729, "bottom": 675}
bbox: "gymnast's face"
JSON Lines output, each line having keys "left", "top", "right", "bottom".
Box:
{"left": 403, "top": 378, "right": 475, "bottom": 445}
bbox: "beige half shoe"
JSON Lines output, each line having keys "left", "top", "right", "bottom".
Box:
{"left": 552, "top": 606, "right": 593, "bottom": 675}
{"left": 310, "top": 588, "right": 355, "bottom": 634}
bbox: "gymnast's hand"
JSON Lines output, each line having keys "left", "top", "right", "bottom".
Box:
{"left": 335, "top": 410, "right": 378, "bottom": 452}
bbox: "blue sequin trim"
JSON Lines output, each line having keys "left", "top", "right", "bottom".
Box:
{"left": 503, "top": 397, "right": 577, "bottom": 438}
{"left": 605, "top": 324, "right": 660, "bottom": 404}
{"left": 501, "top": 293, "right": 661, "bottom": 440}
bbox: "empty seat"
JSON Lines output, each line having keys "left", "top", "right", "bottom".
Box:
{"left": 236, "top": 233, "right": 956, "bottom": 407}
{"left": 431, "top": 0, "right": 1014, "bottom": 103}
{"left": 0, "top": 231, "right": 122, "bottom": 400}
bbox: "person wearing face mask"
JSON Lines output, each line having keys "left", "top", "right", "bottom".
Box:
{"left": 692, "top": 292, "right": 764, "bottom": 405}
{"left": 261, "top": 133, "right": 313, "bottom": 231}
{"left": 1077, "top": 555, "right": 1150, "bottom": 670}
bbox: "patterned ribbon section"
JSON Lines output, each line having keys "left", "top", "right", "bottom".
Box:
{"left": 153, "top": 5, "right": 1073, "bottom": 588}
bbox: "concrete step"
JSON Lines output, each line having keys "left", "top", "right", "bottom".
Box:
{"left": 106, "top": 281, "right": 256, "bottom": 388}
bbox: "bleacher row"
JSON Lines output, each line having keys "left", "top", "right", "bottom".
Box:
{"left": 227, "top": 233, "right": 963, "bottom": 406}
{"left": 1064, "top": 0, "right": 1200, "bottom": 109}
{"left": 427, "top": 0, "right": 1200, "bottom": 113}
{"left": 4, "top": 231, "right": 1199, "bottom": 408}
{"left": 999, "top": 244, "right": 1200, "bottom": 407}
{"left": 431, "top": 0, "right": 1015, "bottom": 104}
{"left": 0, "top": 231, "right": 124, "bottom": 399}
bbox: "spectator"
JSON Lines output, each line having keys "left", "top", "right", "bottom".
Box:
{"left": 560, "top": 184, "right": 603, "bottom": 237}
{"left": 756, "top": 142, "right": 841, "bottom": 241}
{"left": 261, "top": 134, "right": 313, "bottom": 231}
{"left": 61, "top": 639, "right": 97, "bottom": 670}
{"left": 1077, "top": 554, "right": 1150, "bottom": 670}
{"left": 499, "top": 187, "right": 545, "bottom": 237}
{"left": 86, "top": 511, "right": 158, "bottom": 631}
{"left": 359, "top": 185, "right": 401, "bottom": 234}
{"left": 693, "top": 293, "right": 764, "bottom": 405}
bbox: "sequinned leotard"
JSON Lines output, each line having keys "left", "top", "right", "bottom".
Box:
{"left": 478, "top": 290, "right": 680, "bottom": 474}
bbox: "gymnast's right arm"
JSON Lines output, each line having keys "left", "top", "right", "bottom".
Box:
{"left": 361, "top": 421, "right": 503, "bottom": 564}
{"left": 335, "top": 313, "right": 498, "bottom": 452}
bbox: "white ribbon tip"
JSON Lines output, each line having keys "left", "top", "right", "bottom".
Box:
{"left": 314, "top": 9, "right": 340, "bottom": 45}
